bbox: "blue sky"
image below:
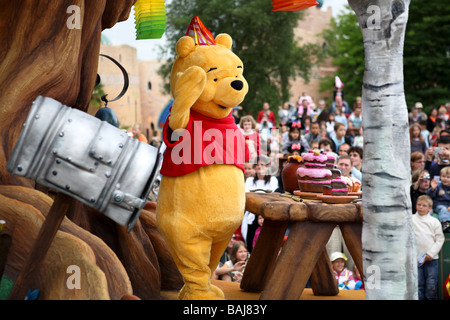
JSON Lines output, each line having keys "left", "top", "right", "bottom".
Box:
{"left": 101, "top": 1, "right": 349, "bottom": 61}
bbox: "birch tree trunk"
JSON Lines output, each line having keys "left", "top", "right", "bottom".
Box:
{"left": 347, "top": 0, "right": 417, "bottom": 299}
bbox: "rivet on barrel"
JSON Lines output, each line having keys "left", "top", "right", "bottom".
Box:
{"left": 113, "top": 191, "right": 124, "bottom": 203}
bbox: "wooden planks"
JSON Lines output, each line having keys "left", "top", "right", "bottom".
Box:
{"left": 246, "top": 192, "right": 362, "bottom": 223}
{"left": 242, "top": 192, "right": 363, "bottom": 300}
{"left": 260, "top": 221, "right": 336, "bottom": 300}
{"left": 240, "top": 220, "right": 288, "bottom": 293}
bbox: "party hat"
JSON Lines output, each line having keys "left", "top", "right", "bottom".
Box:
{"left": 134, "top": 0, "right": 166, "bottom": 39}
{"left": 335, "top": 76, "right": 344, "bottom": 89}
{"left": 272, "top": 0, "right": 319, "bottom": 11}
{"left": 185, "top": 16, "right": 216, "bottom": 46}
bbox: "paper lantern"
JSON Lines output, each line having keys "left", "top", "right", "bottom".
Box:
{"left": 185, "top": 16, "right": 216, "bottom": 46}
{"left": 134, "top": 0, "right": 166, "bottom": 39}
{"left": 272, "top": 0, "right": 319, "bottom": 11}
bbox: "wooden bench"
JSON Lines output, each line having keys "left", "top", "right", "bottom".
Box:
{"left": 240, "top": 192, "right": 363, "bottom": 300}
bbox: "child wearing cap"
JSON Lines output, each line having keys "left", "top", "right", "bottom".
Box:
{"left": 330, "top": 252, "right": 362, "bottom": 290}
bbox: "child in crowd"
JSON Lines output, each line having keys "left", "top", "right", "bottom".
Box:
{"left": 330, "top": 252, "right": 361, "bottom": 290}
{"left": 287, "top": 142, "right": 303, "bottom": 156}
{"left": 303, "top": 121, "right": 321, "bottom": 147}
{"left": 353, "top": 126, "right": 364, "bottom": 147}
{"left": 239, "top": 115, "right": 261, "bottom": 159}
{"left": 281, "top": 121, "right": 310, "bottom": 154}
{"left": 427, "top": 166, "right": 450, "bottom": 232}
{"left": 243, "top": 156, "right": 278, "bottom": 252}
{"left": 243, "top": 161, "right": 256, "bottom": 181}
{"left": 326, "top": 113, "right": 336, "bottom": 138}
{"left": 424, "top": 136, "right": 450, "bottom": 179}
{"left": 410, "top": 123, "right": 427, "bottom": 154}
{"left": 333, "top": 104, "right": 348, "bottom": 129}
{"left": 410, "top": 170, "right": 431, "bottom": 215}
{"left": 309, "top": 140, "right": 319, "bottom": 151}
{"left": 214, "top": 241, "right": 249, "bottom": 283}
{"left": 252, "top": 215, "right": 264, "bottom": 249}
{"left": 331, "top": 122, "right": 349, "bottom": 153}
{"left": 301, "top": 115, "right": 312, "bottom": 135}
{"left": 412, "top": 195, "right": 445, "bottom": 300}
{"left": 278, "top": 102, "right": 291, "bottom": 124}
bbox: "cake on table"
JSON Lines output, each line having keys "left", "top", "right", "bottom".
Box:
{"left": 297, "top": 150, "right": 332, "bottom": 193}
{"left": 331, "top": 176, "right": 349, "bottom": 196}
{"left": 325, "top": 154, "right": 336, "bottom": 170}
{"left": 341, "top": 176, "right": 362, "bottom": 193}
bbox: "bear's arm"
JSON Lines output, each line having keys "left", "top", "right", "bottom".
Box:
{"left": 169, "top": 66, "right": 206, "bottom": 130}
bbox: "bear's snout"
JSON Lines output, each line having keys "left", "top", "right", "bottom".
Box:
{"left": 230, "top": 80, "right": 244, "bottom": 91}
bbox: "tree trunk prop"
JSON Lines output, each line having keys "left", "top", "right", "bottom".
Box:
{"left": 0, "top": 1, "right": 183, "bottom": 299}
{"left": 348, "top": 0, "right": 417, "bottom": 299}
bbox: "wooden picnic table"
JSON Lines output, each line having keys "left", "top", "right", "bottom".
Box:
{"left": 240, "top": 192, "right": 363, "bottom": 300}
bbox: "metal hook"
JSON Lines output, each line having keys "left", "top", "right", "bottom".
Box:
{"left": 99, "top": 54, "right": 129, "bottom": 106}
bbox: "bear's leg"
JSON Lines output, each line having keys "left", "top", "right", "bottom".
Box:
{"left": 174, "top": 234, "right": 222, "bottom": 300}
{"left": 159, "top": 220, "right": 222, "bottom": 300}
{"left": 207, "top": 237, "right": 233, "bottom": 299}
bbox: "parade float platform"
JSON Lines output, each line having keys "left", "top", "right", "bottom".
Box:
{"left": 162, "top": 192, "right": 366, "bottom": 301}
{"left": 161, "top": 279, "right": 366, "bottom": 300}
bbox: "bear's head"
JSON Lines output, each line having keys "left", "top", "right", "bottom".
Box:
{"left": 170, "top": 34, "right": 248, "bottom": 119}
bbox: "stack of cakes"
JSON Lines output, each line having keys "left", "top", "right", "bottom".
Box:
{"left": 330, "top": 176, "right": 349, "bottom": 196}
{"left": 297, "top": 150, "right": 332, "bottom": 193}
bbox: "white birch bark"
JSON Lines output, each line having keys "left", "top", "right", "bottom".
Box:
{"left": 347, "top": 0, "right": 417, "bottom": 299}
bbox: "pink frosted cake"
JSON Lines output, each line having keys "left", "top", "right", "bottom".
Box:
{"left": 331, "top": 176, "right": 348, "bottom": 196}
{"left": 297, "top": 150, "right": 332, "bottom": 193}
{"left": 302, "top": 149, "right": 328, "bottom": 168}
{"left": 325, "top": 154, "right": 336, "bottom": 170}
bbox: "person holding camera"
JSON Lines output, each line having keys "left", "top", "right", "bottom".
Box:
{"left": 411, "top": 170, "right": 431, "bottom": 214}
{"left": 424, "top": 136, "right": 450, "bottom": 180}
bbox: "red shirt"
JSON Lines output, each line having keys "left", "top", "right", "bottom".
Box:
{"left": 160, "top": 110, "right": 250, "bottom": 177}
{"left": 256, "top": 110, "right": 276, "bottom": 125}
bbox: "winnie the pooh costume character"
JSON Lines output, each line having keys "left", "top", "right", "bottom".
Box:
{"left": 156, "top": 17, "right": 250, "bottom": 300}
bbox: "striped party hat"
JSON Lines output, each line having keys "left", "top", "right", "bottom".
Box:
{"left": 185, "top": 16, "right": 216, "bottom": 46}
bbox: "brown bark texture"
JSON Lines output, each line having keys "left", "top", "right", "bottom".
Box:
{"left": 0, "top": 1, "right": 182, "bottom": 299}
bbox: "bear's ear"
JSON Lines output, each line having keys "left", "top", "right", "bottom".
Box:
{"left": 215, "top": 33, "right": 232, "bottom": 50}
{"left": 176, "top": 36, "right": 196, "bottom": 58}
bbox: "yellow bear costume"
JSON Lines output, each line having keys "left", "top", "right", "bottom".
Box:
{"left": 156, "top": 21, "right": 249, "bottom": 300}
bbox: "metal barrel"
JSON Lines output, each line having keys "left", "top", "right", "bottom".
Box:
{"left": 7, "top": 96, "right": 161, "bottom": 231}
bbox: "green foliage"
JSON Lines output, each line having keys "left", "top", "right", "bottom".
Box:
{"left": 157, "top": 0, "right": 321, "bottom": 116}
{"left": 320, "top": 5, "right": 364, "bottom": 107}
{"left": 404, "top": 1, "right": 450, "bottom": 111}
{"left": 90, "top": 83, "right": 106, "bottom": 109}
{"left": 321, "top": 2, "right": 450, "bottom": 113}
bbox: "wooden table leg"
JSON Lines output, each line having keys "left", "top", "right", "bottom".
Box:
{"left": 339, "top": 223, "right": 364, "bottom": 281}
{"left": 8, "top": 193, "right": 73, "bottom": 300}
{"left": 310, "top": 248, "right": 339, "bottom": 296}
{"left": 260, "top": 221, "right": 336, "bottom": 300}
{"left": 241, "top": 219, "right": 288, "bottom": 293}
